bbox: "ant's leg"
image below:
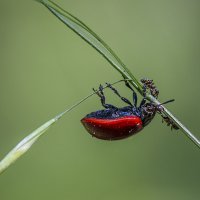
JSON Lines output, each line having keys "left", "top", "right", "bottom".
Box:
{"left": 105, "top": 83, "right": 133, "bottom": 106}
{"left": 93, "top": 85, "right": 117, "bottom": 109}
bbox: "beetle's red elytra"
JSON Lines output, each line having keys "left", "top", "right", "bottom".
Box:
{"left": 81, "top": 116, "right": 143, "bottom": 140}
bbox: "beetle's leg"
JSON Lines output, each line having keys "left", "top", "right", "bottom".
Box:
{"left": 124, "top": 81, "right": 138, "bottom": 107}
{"left": 93, "top": 85, "right": 117, "bottom": 109}
{"left": 105, "top": 83, "right": 133, "bottom": 106}
{"left": 139, "top": 98, "right": 146, "bottom": 108}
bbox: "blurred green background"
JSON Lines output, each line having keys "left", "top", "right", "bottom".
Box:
{"left": 0, "top": 0, "right": 200, "bottom": 199}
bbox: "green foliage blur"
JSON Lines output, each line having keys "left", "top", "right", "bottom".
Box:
{"left": 0, "top": 0, "right": 200, "bottom": 199}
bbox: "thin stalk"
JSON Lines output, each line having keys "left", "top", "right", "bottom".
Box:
{"left": 56, "top": 79, "right": 127, "bottom": 119}
{"left": 147, "top": 95, "right": 200, "bottom": 148}
{"left": 0, "top": 80, "right": 126, "bottom": 174}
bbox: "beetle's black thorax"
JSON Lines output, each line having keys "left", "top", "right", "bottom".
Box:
{"left": 86, "top": 106, "right": 140, "bottom": 119}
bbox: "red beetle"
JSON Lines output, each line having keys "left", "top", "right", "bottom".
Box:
{"left": 81, "top": 80, "right": 177, "bottom": 140}
{"left": 81, "top": 115, "right": 143, "bottom": 140}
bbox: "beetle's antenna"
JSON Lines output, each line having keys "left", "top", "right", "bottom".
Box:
{"left": 158, "top": 99, "right": 175, "bottom": 106}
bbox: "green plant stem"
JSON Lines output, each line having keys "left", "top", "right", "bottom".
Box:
{"left": 147, "top": 95, "right": 200, "bottom": 148}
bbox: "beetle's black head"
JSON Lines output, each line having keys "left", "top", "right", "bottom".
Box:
{"left": 139, "top": 102, "right": 157, "bottom": 127}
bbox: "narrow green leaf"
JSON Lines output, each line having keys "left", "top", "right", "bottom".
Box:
{"left": 0, "top": 118, "right": 57, "bottom": 174}
{"left": 0, "top": 79, "right": 129, "bottom": 174}
{"left": 0, "top": 85, "right": 95, "bottom": 175}
{"left": 0, "top": 96, "right": 80, "bottom": 174}
{"left": 35, "top": 0, "right": 143, "bottom": 92}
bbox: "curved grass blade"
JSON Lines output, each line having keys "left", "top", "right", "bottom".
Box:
{"left": 0, "top": 97, "right": 90, "bottom": 174}
{"left": 0, "top": 80, "right": 126, "bottom": 174}
{"left": 0, "top": 91, "right": 94, "bottom": 174}
{"left": 35, "top": 0, "right": 200, "bottom": 149}
{"left": 0, "top": 118, "right": 57, "bottom": 174}
{"left": 35, "top": 0, "right": 143, "bottom": 92}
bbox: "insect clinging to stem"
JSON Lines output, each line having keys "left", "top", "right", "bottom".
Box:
{"left": 81, "top": 79, "right": 179, "bottom": 140}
